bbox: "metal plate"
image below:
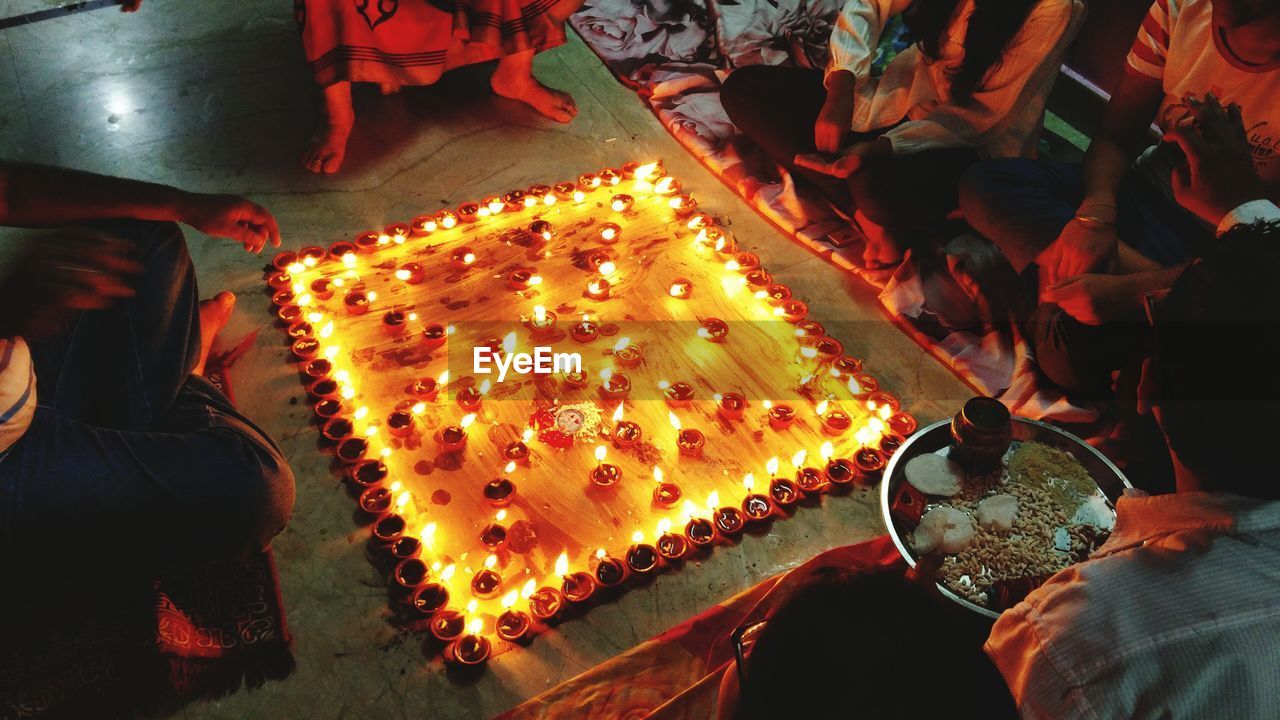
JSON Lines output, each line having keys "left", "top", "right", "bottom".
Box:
{"left": 879, "top": 417, "right": 1133, "bottom": 618}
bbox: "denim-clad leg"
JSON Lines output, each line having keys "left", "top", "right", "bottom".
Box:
{"left": 0, "top": 221, "right": 294, "bottom": 585}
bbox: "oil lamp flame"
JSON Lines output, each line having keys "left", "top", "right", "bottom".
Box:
{"left": 460, "top": 413, "right": 477, "bottom": 429}
{"left": 598, "top": 261, "right": 617, "bottom": 276}
{"left": 706, "top": 491, "right": 720, "bottom": 510}
{"left": 442, "top": 563, "right": 456, "bottom": 582}
{"left": 533, "top": 305, "right": 547, "bottom": 324}
{"left": 632, "top": 530, "right": 644, "bottom": 543}
{"left": 555, "top": 552, "right": 569, "bottom": 577}
{"left": 502, "top": 591, "right": 518, "bottom": 609}
{"left": 668, "top": 411, "right": 682, "bottom": 431}
{"left": 485, "top": 554, "right": 498, "bottom": 569}
{"left": 612, "top": 336, "right": 630, "bottom": 352}
{"left": 612, "top": 403, "right": 625, "bottom": 422}
{"left": 657, "top": 518, "right": 672, "bottom": 534}
{"left": 767, "top": 456, "right": 780, "bottom": 475}
{"left": 503, "top": 332, "right": 517, "bottom": 354}
{"left": 815, "top": 399, "right": 829, "bottom": 415}
{"left": 791, "top": 449, "right": 807, "bottom": 468}
{"left": 504, "top": 461, "right": 516, "bottom": 473}
{"left": 653, "top": 466, "right": 664, "bottom": 483}
{"left": 743, "top": 473, "right": 755, "bottom": 491}
{"left": 594, "top": 445, "right": 607, "bottom": 463}
{"left": 820, "top": 441, "right": 835, "bottom": 460}
{"left": 595, "top": 548, "right": 606, "bottom": 559}
{"left": 521, "top": 578, "right": 536, "bottom": 598}
{"left": 479, "top": 379, "right": 492, "bottom": 395}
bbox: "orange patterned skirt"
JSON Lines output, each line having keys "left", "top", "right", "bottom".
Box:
{"left": 296, "top": 0, "right": 581, "bottom": 88}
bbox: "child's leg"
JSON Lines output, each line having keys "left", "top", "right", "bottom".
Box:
{"left": 302, "top": 80, "right": 354, "bottom": 175}
{"left": 490, "top": 49, "right": 578, "bottom": 124}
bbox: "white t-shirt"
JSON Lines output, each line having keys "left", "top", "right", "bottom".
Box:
{"left": 0, "top": 337, "right": 37, "bottom": 455}
{"left": 1127, "top": 0, "right": 1280, "bottom": 194}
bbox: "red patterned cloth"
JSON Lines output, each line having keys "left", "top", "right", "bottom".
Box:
{"left": 497, "top": 536, "right": 904, "bottom": 719}
{"left": 0, "top": 336, "right": 292, "bottom": 720}
{"left": 296, "top": 0, "right": 582, "bottom": 88}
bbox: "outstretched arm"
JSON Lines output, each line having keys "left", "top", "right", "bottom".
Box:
{"left": 0, "top": 162, "right": 280, "bottom": 252}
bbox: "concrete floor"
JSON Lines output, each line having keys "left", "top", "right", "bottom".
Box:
{"left": 0, "top": 2, "right": 974, "bottom": 718}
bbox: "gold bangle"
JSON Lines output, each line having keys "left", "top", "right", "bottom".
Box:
{"left": 1073, "top": 214, "right": 1115, "bottom": 228}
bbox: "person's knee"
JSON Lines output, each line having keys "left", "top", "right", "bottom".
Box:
{"left": 848, "top": 156, "right": 900, "bottom": 227}
{"left": 209, "top": 434, "right": 296, "bottom": 553}
{"left": 958, "top": 160, "right": 1028, "bottom": 236}
{"left": 720, "top": 65, "right": 770, "bottom": 127}
{"left": 1026, "top": 303, "right": 1111, "bottom": 396}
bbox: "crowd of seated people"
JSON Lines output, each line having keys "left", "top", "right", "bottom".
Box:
{"left": 715, "top": 0, "right": 1280, "bottom": 717}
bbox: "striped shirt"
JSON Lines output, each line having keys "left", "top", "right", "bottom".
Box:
{"left": 0, "top": 337, "right": 36, "bottom": 456}
{"left": 986, "top": 490, "right": 1280, "bottom": 720}
{"left": 1126, "top": 0, "right": 1280, "bottom": 198}
{"left": 825, "top": 0, "right": 1081, "bottom": 158}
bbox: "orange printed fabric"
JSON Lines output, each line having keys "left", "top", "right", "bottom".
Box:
{"left": 296, "top": 0, "right": 581, "bottom": 88}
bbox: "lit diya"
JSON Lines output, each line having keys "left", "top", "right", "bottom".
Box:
{"left": 813, "top": 337, "right": 844, "bottom": 362}
{"left": 371, "top": 512, "right": 406, "bottom": 543}
{"left": 716, "top": 392, "right": 746, "bottom": 421}
{"left": 450, "top": 247, "right": 477, "bottom": 270}
{"left": 625, "top": 532, "right": 659, "bottom": 574}
{"left": 358, "top": 485, "right": 392, "bottom": 515}
{"left": 816, "top": 401, "right": 853, "bottom": 435}
{"left": 392, "top": 558, "right": 429, "bottom": 592}
{"left": 745, "top": 268, "right": 772, "bottom": 289}
{"left": 504, "top": 437, "right": 531, "bottom": 463}
{"left": 662, "top": 381, "right": 695, "bottom": 408}
{"left": 302, "top": 357, "right": 331, "bottom": 380}
{"left": 767, "top": 403, "right": 796, "bottom": 430}
{"left": 778, "top": 300, "right": 808, "bottom": 323}
{"left": 740, "top": 474, "right": 774, "bottom": 521}
{"left": 668, "top": 278, "right": 693, "bottom": 299}
{"left": 457, "top": 202, "right": 481, "bottom": 223}
{"left": 309, "top": 277, "right": 334, "bottom": 300}
{"left": 429, "top": 610, "right": 466, "bottom": 642}
{"left": 276, "top": 304, "right": 302, "bottom": 324}
{"left": 670, "top": 412, "right": 705, "bottom": 457}
{"left": 714, "top": 505, "right": 746, "bottom": 535}
{"left": 597, "top": 222, "right": 621, "bottom": 243}
{"left": 599, "top": 168, "right": 621, "bottom": 186}
{"left": 653, "top": 175, "right": 681, "bottom": 195}
{"left": 396, "top": 262, "right": 426, "bottom": 285}
{"left": 529, "top": 586, "right": 563, "bottom": 622}
{"left": 484, "top": 474, "right": 517, "bottom": 507}
{"left": 271, "top": 288, "right": 294, "bottom": 308}
{"left": 732, "top": 252, "right": 761, "bottom": 273}
{"left": 529, "top": 220, "right": 554, "bottom": 241}
{"left": 888, "top": 412, "right": 918, "bottom": 437}
{"left": 354, "top": 231, "right": 380, "bottom": 253}
{"left": 879, "top": 432, "right": 907, "bottom": 459}
{"left": 589, "top": 445, "right": 621, "bottom": 487}
{"left": 684, "top": 504, "right": 717, "bottom": 549}
{"left": 410, "top": 214, "right": 437, "bottom": 235}
{"left": 343, "top": 290, "right": 370, "bottom": 316}
{"left": 471, "top": 556, "right": 502, "bottom": 599}
{"left": 525, "top": 305, "right": 557, "bottom": 336}
{"left": 436, "top": 210, "right": 459, "bottom": 229}
{"left": 271, "top": 250, "right": 297, "bottom": 270}
{"left": 291, "top": 337, "right": 320, "bottom": 361}
{"left": 610, "top": 194, "right": 634, "bottom": 212}
{"left": 266, "top": 270, "right": 292, "bottom": 290}
{"left": 825, "top": 457, "right": 857, "bottom": 488}
{"left": 561, "top": 570, "right": 596, "bottom": 604}
{"left": 480, "top": 520, "right": 507, "bottom": 550}
{"left": 651, "top": 466, "right": 681, "bottom": 508}
{"left": 593, "top": 549, "right": 628, "bottom": 587}
{"left": 599, "top": 371, "right": 631, "bottom": 400}
{"left": 314, "top": 398, "right": 343, "bottom": 421}
{"left": 769, "top": 475, "right": 800, "bottom": 508}
{"left": 656, "top": 520, "right": 688, "bottom": 561}
{"left": 508, "top": 267, "right": 541, "bottom": 291}
{"left": 436, "top": 414, "right": 477, "bottom": 452}
{"left": 390, "top": 536, "right": 421, "bottom": 561}
{"left": 685, "top": 212, "right": 713, "bottom": 230}
{"left": 321, "top": 417, "right": 353, "bottom": 443}
{"left": 484, "top": 195, "right": 506, "bottom": 215}
{"left": 570, "top": 318, "right": 600, "bottom": 343}
{"left": 496, "top": 591, "right": 532, "bottom": 642}
{"left": 585, "top": 278, "right": 611, "bottom": 300}
{"left": 298, "top": 246, "right": 326, "bottom": 266}
{"left": 386, "top": 408, "right": 415, "bottom": 437}
{"left": 765, "top": 284, "right": 792, "bottom": 305}
{"left": 698, "top": 317, "right": 729, "bottom": 343}
{"left": 349, "top": 459, "right": 387, "bottom": 487}
{"left": 382, "top": 310, "right": 407, "bottom": 336}
{"left": 307, "top": 377, "right": 339, "bottom": 401}
{"left": 564, "top": 370, "right": 589, "bottom": 388}
{"left": 854, "top": 447, "right": 887, "bottom": 483}
{"left": 577, "top": 173, "right": 600, "bottom": 191}
{"left": 612, "top": 340, "right": 642, "bottom": 367}
{"left": 336, "top": 437, "right": 368, "bottom": 464}
{"left": 422, "top": 323, "right": 448, "bottom": 350}
{"left": 611, "top": 405, "right": 642, "bottom": 449}
{"left": 503, "top": 189, "right": 526, "bottom": 209}
{"left": 413, "top": 582, "right": 450, "bottom": 616}
{"left": 411, "top": 376, "right": 440, "bottom": 401}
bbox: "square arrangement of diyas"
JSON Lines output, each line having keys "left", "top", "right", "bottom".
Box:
{"left": 266, "top": 161, "right": 917, "bottom": 667}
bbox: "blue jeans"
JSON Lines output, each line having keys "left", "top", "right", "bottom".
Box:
{"left": 958, "top": 159, "right": 1210, "bottom": 396}
{"left": 0, "top": 221, "right": 294, "bottom": 585}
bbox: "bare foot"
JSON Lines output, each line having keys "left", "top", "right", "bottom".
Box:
{"left": 856, "top": 211, "right": 904, "bottom": 269}
{"left": 302, "top": 116, "right": 352, "bottom": 175}
{"left": 195, "top": 291, "right": 236, "bottom": 376}
{"left": 303, "top": 81, "right": 354, "bottom": 175}
{"left": 490, "top": 73, "right": 578, "bottom": 124}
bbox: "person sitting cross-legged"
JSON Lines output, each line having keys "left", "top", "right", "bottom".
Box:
{"left": 958, "top": 0, "right": 1280, "bottom": 396}
{"left": 0, "top": 163, "right": 296, "bottom": 590}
